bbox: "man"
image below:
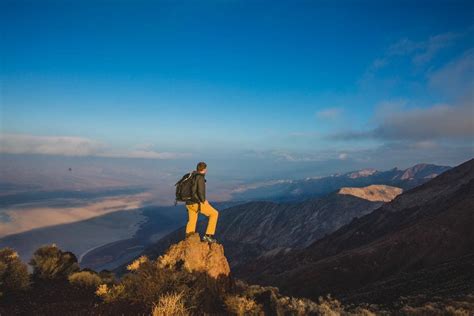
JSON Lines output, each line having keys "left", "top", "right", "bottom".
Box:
{"left": 185, "top": 161, "right": 219, "bottom": 243}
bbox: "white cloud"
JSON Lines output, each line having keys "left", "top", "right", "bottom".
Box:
{"left": 289, "top": 131, "right": 320, "bottom": 138}
{"left": 316, "top": 107, "right": 344, "bottom": 120}
{"left": 375, "top": 32, "right": 461, "bottom": 68}
{"left": 0, "top": 134, "right": 104, "bottom": 156}
{"left": 0, "top": 133, "right": 191, "bottom": 159}
{"left": 338, "top": 153, "right": 348, "bottom": 160}
{"left": 428, "top": 48, "right": 474, "bottom": 98}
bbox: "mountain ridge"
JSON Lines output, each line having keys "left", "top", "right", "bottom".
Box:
{"left": 232, "top": 163, "right": 451, "bottom": 202}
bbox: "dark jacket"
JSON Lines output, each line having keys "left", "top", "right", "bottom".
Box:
{"left": 187, "top": 172, "right": 206, "bottom": 204}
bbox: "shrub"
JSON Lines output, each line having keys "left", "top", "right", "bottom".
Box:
{"left": 119, "top": 260, "right": 202, "bottom": 308}
{"left": 127, "top": 255, "right": 148, "bottom": 271}
{"left": 29, "top": 244, "right": 80, "bottom": 279}
{"left": 68, "top": 271, "right": 102, "bottom": 288}
{"left": 98, "top": 270, "right": 116, "bottom": 284}
{"left": 96, "top": 257, "right": 229, "bottom": 314}
{"left": 152, "top": 291, "right": 188, "bottom": 316}
{"left": 0, "top": 248, "right": 29, "bottom": 297}
{"left": 95, "top": 283, "right": 126, "bottom": 303}
{"left": 224, "top": 294, "right": 263, "bottom": 315}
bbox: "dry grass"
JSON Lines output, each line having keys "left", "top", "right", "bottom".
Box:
{"left": 400, "top": 295, "right": 474, "bottom": 316}
{"left": 68, "top": 271, "right": 102, "bottom": 288}
{"left": 224, "top": 294, "right": 263, "bottom": 315}
{"left": 152, "top": 292, "right": 188, "bottom": 316}
{"left": 126, "top": 255, "right": 148, "bottom": 271}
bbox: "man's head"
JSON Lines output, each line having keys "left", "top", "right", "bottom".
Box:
{"left": 196, "top": 161, "right": 207, "bottom": 174}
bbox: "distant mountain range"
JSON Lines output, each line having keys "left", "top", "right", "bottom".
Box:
{"left": 231, "top": 163, "right": 451, "bottom": 202}
{"left": 235, "top": 159, "right": 474, "bottom": 304}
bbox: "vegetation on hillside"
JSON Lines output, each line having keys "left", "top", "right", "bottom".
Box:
{"left": 0, "top": 244, "right": 472, "bottom": 315}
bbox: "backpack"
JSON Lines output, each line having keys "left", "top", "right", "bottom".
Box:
{"left": 174, "top": 171, "right": 196, "bottom": 205}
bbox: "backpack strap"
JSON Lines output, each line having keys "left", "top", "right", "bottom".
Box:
{"left": 175, "top": 171, "right": 194, "bottom": 186}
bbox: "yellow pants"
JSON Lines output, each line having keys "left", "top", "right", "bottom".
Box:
{"left": 185, "top": 200, "right": 219, "bottom": 235}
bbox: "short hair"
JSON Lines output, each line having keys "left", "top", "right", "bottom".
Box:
{"left": 196, "top": 162, "right": 207, "bottom": 172}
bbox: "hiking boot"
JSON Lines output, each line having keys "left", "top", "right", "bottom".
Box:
{"left": 202, "top": 234, "right": 218, "bottom": 243}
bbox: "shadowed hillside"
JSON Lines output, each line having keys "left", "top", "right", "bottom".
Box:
{"left": 236, "top": 159, "right": 474, "bottom": 305}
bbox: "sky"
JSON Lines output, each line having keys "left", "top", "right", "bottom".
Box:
{"left": 1, "top": 0, "right": 473, "bottom": 184}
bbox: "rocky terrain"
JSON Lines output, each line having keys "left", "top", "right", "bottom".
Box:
{"left": 236, "top": 159, "right": 474, "bottom": 305}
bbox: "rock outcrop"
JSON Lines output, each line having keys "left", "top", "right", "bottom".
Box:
{"left": 338, "top": 184, "right": 402, "bottom": 202}
{"left": 157, "top": 233, "right": 230, "bottom": 279}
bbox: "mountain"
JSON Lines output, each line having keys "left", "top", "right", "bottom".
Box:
{"left": 232, "top": 163, "right": 450, "bottom": 202}
{"left": 126, "top": 185, "right": 400, "bottom": 273}
{"left": 236, "top": 159, "right": 474, "bottom": 304}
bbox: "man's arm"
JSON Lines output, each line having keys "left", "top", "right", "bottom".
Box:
{"left": 196, "top": 175, "right": 206, "bottom": 203}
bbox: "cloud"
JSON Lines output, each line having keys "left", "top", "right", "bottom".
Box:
{"left": 245, "top": 149, "right": 352, "bottom": 163}
{"left": 337, "top": 46, "right": 474, "bottom": 143}
{"left": 103, "top": 149, "right": 191, "bottom": 159}
{"left": 428, "top": 48, "right": 474, "bottom": 98}
{"left": 412, "top": 33, "right": 461, "bottom": 65}
{"left": 330, "top": 102, "right": 474, "bottom": 141}
{"left": 0, "top": 133, "right": 191, "bottom": 159}
{"left": 0, "top": 134, "right": 104, "bottom": 156}
{"left": 374, "top": 32, "right": 461, "bottom": 69}
{"left": 316, "top": 107, "right": 344, "bottom": 120}
{"left": 338, "top": 153, "right": 348, "bottom": 160}
{"left": 288, "top": 131, "right": 320, "bottom": 138}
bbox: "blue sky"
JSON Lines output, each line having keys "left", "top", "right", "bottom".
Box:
{"left": 1, "top": 0, "right": 473, "bottom": 180}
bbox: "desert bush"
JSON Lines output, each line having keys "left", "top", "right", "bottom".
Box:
{"left": 313, "top": 295, "right": 345, "bottom": 315}
{"left": 95, "top": 283, "right": 126, "bottom": 303}
{"left": 224, "top": 294, "right": 263, "bottom": 315}
{"left": 127, "top": 255, "right": 148, "bottom": 271}
{"left": 397, "top": 294, "right": 474, "bottom": 316}
{"left": 401, "top": 301, "right": 474, "bottom": 316}
{"left": 152, "top": 291, "right": 188, "bottom": 316}
{"left": 96, "top": 258, "right": 229, "bottom": 314}
{"left": 235, "top": 283, "right": 376, "bottom": 316}
{"left": 120, "top": 260, "right": 203, "bottom": 308}
{"left": 0, "top": 248, "right": 29, "bottom": 297}
{"left": 29, "top": 244, "right": 80, "bottom": 279}
{"left": 98, "top": 269, "right": 116, "bottom": 284}
{"left": 68, "top": 271, "right": 102, "bottom": 288}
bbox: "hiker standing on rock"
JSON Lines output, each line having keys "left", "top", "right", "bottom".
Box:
{"left": 175, "top": 161, "right": 219, "bottom": 243}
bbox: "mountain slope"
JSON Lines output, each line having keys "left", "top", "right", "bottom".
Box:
{"left": 236, "top": 159, "right": 474, "bottom": 304}
{"left": 232, "top": 163, "right": 450, "bottom": 202}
